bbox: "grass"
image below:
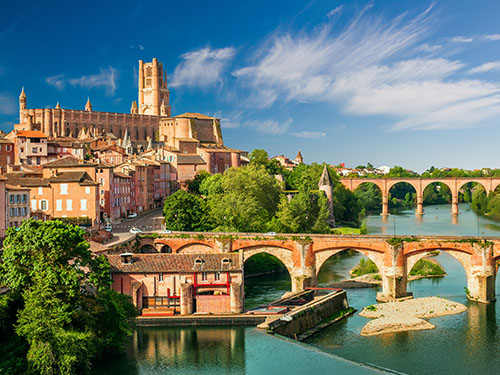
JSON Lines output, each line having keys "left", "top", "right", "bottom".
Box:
{"left": 333, "top": 227, "right": 362, "bottom": 235}
{"left": 409, "top": 259, "right": 446, "bottom": 277}
{"left": 351, "top": 258, "right": 379, "bottom": 277}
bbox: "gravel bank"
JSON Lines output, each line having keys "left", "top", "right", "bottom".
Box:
{"left": 359, "top": 296, "right": 467, "bottom": 336}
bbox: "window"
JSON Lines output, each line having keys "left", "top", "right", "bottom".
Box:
{"left": 60, "top": 184, "right": 68, "bottom": 195}
{"left": 85, "top": 187, "right": 90, "bottom": 194}
{"left": 38, "top": 187, "right": 43, "bottom": 195}
{"left": 66, "top": 199, "right": 72, "bottom": 211}
{"left": 9, "top": 195, "right": 14, "bottom": 204}
{"left": 32, "top": 147, "right": 37, "bottom": 153}
{"left": 159, "top": 273, "right": 164, "bottom": 282}
{"left": 31, "top": 200, "right": 37, "bottom": 210}
{"left": 80, "top": 199, "right": 87, "bottom": 211}
{"left": 40, "top": 200, "right": 47, "bottom": 211}
{"left": 22, "top": 194, "right": 27, "bottom": 204}
{"left": 9, "top": 208, "right": 14, "bottom": 217}
{"left": 100, "top": 190, "right": 104, "bottom": 196}
{"left": 15, "top": 194, "right": 20, "bottom": 203}
{"left": 201, "top": 272, "right": 208, "bottom": 281}
{"left": 56, "top": 200, "right": 62, "bottom": 211}
{"left": 100, "top": 178, "right": 104, "bottom": 186}
{"left": 215, "top": 272, "right": 221, "bottom": 281}
{"left": 100, "top": 198, "right": 105, "bottom": 205}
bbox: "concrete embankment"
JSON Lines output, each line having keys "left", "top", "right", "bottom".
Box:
{"left": 136, "top": 314, "right": 267, "bottom": 327}
{"left": 258, "top": 290, "right": 353, "bottom": 340}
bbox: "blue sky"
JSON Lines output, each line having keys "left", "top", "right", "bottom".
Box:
{"left": 2, "top": 0, "right": 500, "bottom": 172}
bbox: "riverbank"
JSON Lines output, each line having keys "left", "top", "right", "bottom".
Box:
{"left": 359, "top": 296, "right": 467, "bottom": 336}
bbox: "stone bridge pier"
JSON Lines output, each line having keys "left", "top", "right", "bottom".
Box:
{"left": 123, "top": 233, "right": 500, "bottom": 305}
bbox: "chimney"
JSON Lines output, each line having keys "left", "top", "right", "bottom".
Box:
{"left": 120, "top": 252, "right": 134, "bottom": 264}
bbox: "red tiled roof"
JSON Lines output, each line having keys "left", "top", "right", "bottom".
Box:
{"left": 107, "top": 253, "right": 241, "bottom": 273}
{"left": 43, "top": 156, "right": 96, "bottom": 168}
{"left": 174, "top": 112, "right": 215, "bottom": 120}
{"left": 16, "top": 130, "right": 47, "bottom": 138}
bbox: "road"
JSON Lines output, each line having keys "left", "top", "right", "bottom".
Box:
{"left": 106, "top": 208, "right": 164, "bottom": 244}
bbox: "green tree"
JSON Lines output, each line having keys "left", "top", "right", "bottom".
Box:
{"left": 208, "top": 165, "right": 281, "bottom": 232}
{"left": 248, "top": 149, "right": 269, "bottom": 166}
{"left": 187, "top": 170, "right": 211, "bottom": 194}
{"left": 273, "top": 190, "right": 331, "bottom": 234}
{"left": 199, "top": 173, "right": 223, "bottom": 196}
{"left": 163, "top": 190, "right": 209, "bottom": 231}
{"left": 0, "top": 219, "right": 136, "bottom": 375}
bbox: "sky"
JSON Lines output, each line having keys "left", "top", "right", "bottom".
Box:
{"left": 2, "top": 0, "right": 500, "bottom": 172}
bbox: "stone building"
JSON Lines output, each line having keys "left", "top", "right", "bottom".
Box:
{"left": 15, "top": 59, "right": 171, "bottom": 142}
{"left": 5, "top": 156, "right": 100, "bottom": 226}
{"left": 0, "top": 176, "right": 6, "bottom": 238}
{"left": 108, "top": 253, "right": 243, "bottom": 316}
{"left": 5, "top": 184, "right": 30, "bottom": 228}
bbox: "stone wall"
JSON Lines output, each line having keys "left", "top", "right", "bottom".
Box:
{"left": 262, "top": 290, "right": 349, "bottom": 339}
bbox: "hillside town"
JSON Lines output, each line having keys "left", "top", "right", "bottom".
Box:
{"left": 0, "top": 58, "right": 252, "bottom": 236}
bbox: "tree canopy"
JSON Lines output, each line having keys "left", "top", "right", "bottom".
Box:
{"left": 0, "top": 220, "right": 136, "bottom": 375}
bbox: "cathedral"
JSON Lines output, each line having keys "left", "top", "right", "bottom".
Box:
{"left": 16, "top": 58, "right": 172, "bottom": 141}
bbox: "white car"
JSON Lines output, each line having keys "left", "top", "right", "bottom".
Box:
{"left": 264, "top": 231, "right": 276, "bottom": 236}
{"left": 129, "top": 227, "right": 143, "bottom": 234}
{"left": 159, "top": 229, "right": 172, "bottom": 234}
{"left": 128, "top": 213, "right": 138, "bottom": 218}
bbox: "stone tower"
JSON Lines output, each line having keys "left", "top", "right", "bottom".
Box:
{"left": 130, "top": 100, "right": 138, "bottom": 114}
{"left": 295, "top": 150, "right": 303, "bottom": 164}
{"left": 318, "top": 165, "right": 336, "bottom": 227}
{"left": 138, "top": 58, "right": 171, "bottom": 116}
{"left": 19, "top": 87, "right": 27, "bottom": 122}
{"left": 85, "top": 97, "right": 92, "bottom": 112}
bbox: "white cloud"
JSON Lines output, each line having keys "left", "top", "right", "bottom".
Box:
{"left": 46, "top": 67, "right": 118, "bottom": 95}
{"left": 214, "top": 110, "right": 243, "bottom": 129}
{"left": 0, "top": 93, "right": 16, "bottom": 115}
{"left": 327, "top": 6, "right": 343, "bottom": 19}
{"left": 450, "top": 36, "right": 473, "bottom": 43}
{"left": 170, "top": 47, "right": 236, "bottom": 88}
{"left": 468, "top": 61, "right": 500, "bottom": 74}
{"left": 415, "top": 43, "right": 441, "bottom": 53}
{"left": 231, "top": 5, "right": 500, "bottom": 131}
{"left": 291, "top": 131, "right": 326, "bottom": 138}
{"left": 483, "top": 34, "right": 500, "bottom": 41}
{"left": 245, "top": 118, "right": 292, "bottom": 134}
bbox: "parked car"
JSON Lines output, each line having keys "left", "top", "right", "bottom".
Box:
{"left": 104, "top": 223, "right": 113, "bottom": 232}
{"left": 128, "top": 213, "right": 138, "bottom": 218}
{"left": 264, "top": 231, "right": 276, "bottom": 236}
{"left": 129, "top": 227, "right": 143, "bottom": 234}
{"left": 159, "top": 229, "right": 172, "bottom": 234}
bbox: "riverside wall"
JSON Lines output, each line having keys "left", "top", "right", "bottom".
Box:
{"left": 260, "top": 290, "right": 349, "bottom": 339}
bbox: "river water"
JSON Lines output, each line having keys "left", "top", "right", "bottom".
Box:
{"left": 93, "top": 204, "right": 500, "bottom": 374}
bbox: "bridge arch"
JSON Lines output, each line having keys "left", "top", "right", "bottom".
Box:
{"left": 177, "top": 242, "right": 217, "bottom": 254}
{"left": 240, "top": 245, "right": 294, "bottom": 276}
{"left": 139, "top": 244, "right": 157, "bottom": 253}
{"left": 406, "top": 248, "right": 472, "bottom": 280}
{"left": 315, "top": 247, "right": 385, "bottom": 277}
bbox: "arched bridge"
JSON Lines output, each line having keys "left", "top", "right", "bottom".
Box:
{"left": 109, "top": 232, "right": 500, "bottom": 303}
{"left": 340, "top": 177, "right": 500, "bottom": 215}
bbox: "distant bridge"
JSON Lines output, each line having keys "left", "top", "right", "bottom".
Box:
{"left": 340, "top": 177, "right": 500, "bottom": 215}
{"left": 107, "top": 232, "right": 500, "bottom": 303}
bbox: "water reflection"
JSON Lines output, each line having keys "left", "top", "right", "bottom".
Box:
{"left": 94, "top": 327, "right": 245, "bottom": 374}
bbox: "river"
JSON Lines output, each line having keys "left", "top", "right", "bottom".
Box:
{"left": 93, "top": 204, "right": 500, "bottom": 374}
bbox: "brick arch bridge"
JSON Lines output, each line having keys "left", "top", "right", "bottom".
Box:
{"left": 111, "top": 233, "right": 500, "bottom": 303}
{"left": 340, "top": 177, "right": 500, "bottom": 216}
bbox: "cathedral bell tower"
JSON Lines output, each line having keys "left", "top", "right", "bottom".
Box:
{"left": 19, "top": 87, "right": 27, "bottom": 123}
{"left": 138, "top": 58, "right": 171, "bottom": 116}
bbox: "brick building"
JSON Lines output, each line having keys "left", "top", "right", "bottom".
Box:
{"left": 5, "top": 185, "right": 30, "bottom": 228}
{"left": 108, "top": 253, "right": 243, "bottom": 315}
